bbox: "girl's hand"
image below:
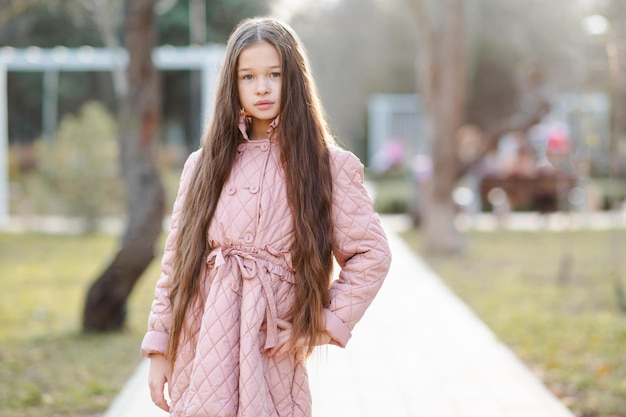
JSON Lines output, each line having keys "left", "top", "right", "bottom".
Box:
{"left": 263, "top": 318, "right": 332, "bottom": 357}
{"left": 148, "top": 354, "right": 172, "bottom": 412}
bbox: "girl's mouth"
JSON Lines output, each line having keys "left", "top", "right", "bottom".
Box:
{"left": 255, "top": 100, "right": 274, "bottom": 110}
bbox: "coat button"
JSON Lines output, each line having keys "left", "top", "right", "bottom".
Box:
{"left": 243, "top": 233, "right": 254, "bottom": 244}
{"left": 261, "top": 143, "right": 269, "bottom": 152}
{"left": 250, "top": 185, "right": 259, "bottom": 194}
{"left": 226, "top": 185, "right": 236, "bottom": 195}
{"left": 237, "top": 143, "right": 247, "bottom": 152}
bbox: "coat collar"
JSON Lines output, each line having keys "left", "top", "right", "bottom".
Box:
{"left": 238, "top": 113, "right": 280, "bottom": 141}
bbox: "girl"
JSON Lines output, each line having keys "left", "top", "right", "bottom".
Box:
{"left": 141, "top": 17, "right": 391, "bottom": 417}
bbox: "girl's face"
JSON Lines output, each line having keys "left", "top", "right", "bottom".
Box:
{"left": 237, "top": 41, "right": 282, "bottom": 136}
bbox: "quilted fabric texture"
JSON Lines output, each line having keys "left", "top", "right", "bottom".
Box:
{"left": 141, "top": 139, "right": 391, "bottom": 417}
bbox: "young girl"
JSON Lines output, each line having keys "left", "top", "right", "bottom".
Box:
{"left": 141, "top": 17, "right": 391, "bottom": 417}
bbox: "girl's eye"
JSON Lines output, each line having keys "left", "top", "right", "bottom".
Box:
{"left": 242, "top": 74, "right": 254, "bottom": 80}
{"left": 270, "top": 72, "right": 281, "bottom": 79}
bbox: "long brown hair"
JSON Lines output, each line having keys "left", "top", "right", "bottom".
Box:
{"left": 166, "top": 17, "right": 335, "bottom": 363}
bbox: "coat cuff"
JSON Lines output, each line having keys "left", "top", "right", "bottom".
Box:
{"left": 140, "top": 330, "right": 169, "bottom": 357}
{"left": 323, "top": 309, "right": 352, "bottom": 348}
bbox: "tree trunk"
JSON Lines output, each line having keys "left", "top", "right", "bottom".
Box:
{"left": 83, "top": 0, "right": 165, "bottom": 332}
{"left": 411, "top": 0, "right": 466, "bottom": 253}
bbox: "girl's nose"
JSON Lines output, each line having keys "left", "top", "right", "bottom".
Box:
{"left": 256, "top": 79, "right": 269, "bottom": 94}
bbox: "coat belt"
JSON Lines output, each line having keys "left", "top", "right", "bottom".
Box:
{"left": 206, "top": 246, "right": 281, "bottom": 350}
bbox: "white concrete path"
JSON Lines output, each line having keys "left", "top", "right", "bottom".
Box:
{"left": 102, "top": 215, "right": 575, "bottom": 417}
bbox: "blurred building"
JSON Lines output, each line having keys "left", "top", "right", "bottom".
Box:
{"left": 367, "top": 94, "right": 425, "bottom": 171}
{"left": 0, "top": 45, "right": 225, "bottom": 222}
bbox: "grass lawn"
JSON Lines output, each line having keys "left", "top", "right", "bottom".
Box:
{"left": 400, "top": 228, "right": 626, "bottom": 417}
{"left": 0, "top": 232, "right": 163, "bottom": 417}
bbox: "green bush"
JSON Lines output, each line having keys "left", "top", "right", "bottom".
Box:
{"left": 35, "top": 102, "right": 125, "bottom": 231}
{"left": 367, "top": 169, "right": 412, "bottom": 214}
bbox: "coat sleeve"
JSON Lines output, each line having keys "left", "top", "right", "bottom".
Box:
{"left": 323, "top": 148, "right": 392, "bottom": 348}
{"left": 140, "top": 150, "right": 201, "bottom": 357}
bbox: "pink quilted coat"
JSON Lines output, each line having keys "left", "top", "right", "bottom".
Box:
{"left": 141, "top": 137, "right": 391, "bottom": 417}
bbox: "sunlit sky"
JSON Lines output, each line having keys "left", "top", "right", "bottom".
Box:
{"left": 270, "top": 0, "right": 339, "bottom": 22}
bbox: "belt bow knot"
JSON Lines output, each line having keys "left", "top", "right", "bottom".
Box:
{"left": 207, "top": 246, "right": 279, "bottom": 350}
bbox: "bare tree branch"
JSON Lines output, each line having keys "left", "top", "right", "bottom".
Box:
{"left": 155, "top": 0, "right": 177, "bottom": 15}
{"left": 458, "top": 84, "right": 550, "bottom": 179}
{"left": 81, "top": 0, "right": 127, "bottom": 98}
{"left": 0, "top": 0, "right": 64, "bottom": 26}
{"left": 408, "top": 0, "right": 436, "bottom": 109}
